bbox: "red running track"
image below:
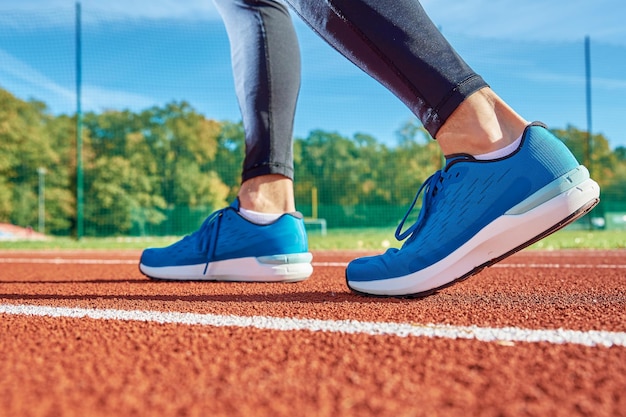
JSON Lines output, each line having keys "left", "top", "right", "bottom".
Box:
{"left": 0, "top": 249, "right": 625, "bottom": 417}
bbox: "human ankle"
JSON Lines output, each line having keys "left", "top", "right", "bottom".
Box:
{"left": 238, "top": 175, "right": 295, "bottom": 213}
{"left": 436, "top": 89, "right": 527, "bottom": 156}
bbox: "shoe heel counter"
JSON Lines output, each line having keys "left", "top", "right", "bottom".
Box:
{"left": 273, "top": 214, "right": 310, "bottom": 253}
{"left": 525, "top": 125, "right": 581, "bottom": 174}
{"left": 293, "top": 215, "right": 310, "bottom": 252}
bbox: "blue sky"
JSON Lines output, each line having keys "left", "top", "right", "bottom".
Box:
{"left": 1, "top": 0, "right": 625, "bottom": 148}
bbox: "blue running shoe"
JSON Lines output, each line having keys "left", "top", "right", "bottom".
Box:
{"left": 346, "top": 122, "right": 600, "bottom": 297}
{"left": 139, "top": 200, "right": 313, "bottom": 282}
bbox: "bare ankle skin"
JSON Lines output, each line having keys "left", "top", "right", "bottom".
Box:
{"left": 238, "top": 174, "right": 296, "bottom": 213}
{"left": 436, "top": 88, "right": 528, "bottom": 156}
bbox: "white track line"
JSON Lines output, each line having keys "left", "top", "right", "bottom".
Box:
{"left": 0, "top": 303, "right": 624, "bottom": 348}
{"left": 312, "top": 262, "right": 626, "bottom": 269}
{"left": 0, "top": 258, "right": 138, "bottom": 264}
{"left": 0, "top": 258, "right": 626, "bottom": 269}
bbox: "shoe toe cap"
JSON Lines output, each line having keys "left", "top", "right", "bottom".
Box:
{"left": 139, "top": 247, "right": 163, "bottom": 268}
{"left": 346, "top": 249, "right": 400, "bottom": 283}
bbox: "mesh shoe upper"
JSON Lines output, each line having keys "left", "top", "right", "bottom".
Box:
{"left": 140, "top": 201, "right": 309, "bottom": 270}
{"left": 346, "top": 123, "right": 582, "bottom": 283}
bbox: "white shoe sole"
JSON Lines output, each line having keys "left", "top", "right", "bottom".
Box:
{"left": 140, "top": 252, "right": 313, "bottom": 283}
{"left": 348, "top": 168, "right": 600, "bottom": 297}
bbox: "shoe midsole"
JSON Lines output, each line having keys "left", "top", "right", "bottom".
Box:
{"left": 505, "top": 165, "right": 591, "bottom": 215}
{"left": 349, "top": 168, "right": 600, "bottom": 296}
{"left": 140, "top": 252, "right": 313, "bottom": 282}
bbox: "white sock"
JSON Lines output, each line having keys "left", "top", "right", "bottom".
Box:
{"left": 239, "top": 207, "right": 283, "bottom": 225}
{"left": 473, "top": 134, "right": 523, "bottom": 160}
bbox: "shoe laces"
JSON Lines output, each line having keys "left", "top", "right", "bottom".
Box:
{"left": 183, "top": 207, "right": 225, "bottom": 273}
{"left": 395, "top": 170, "right": 443, "bottom": 242}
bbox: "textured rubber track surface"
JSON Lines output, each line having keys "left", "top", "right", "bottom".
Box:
{"left": 0, "top": 249, "right": 625, "bottom": 417}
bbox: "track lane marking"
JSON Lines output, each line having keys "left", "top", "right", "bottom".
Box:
{"left": 0, "top": 303, "right": 624, "bottom": 348}
{"left": 0, "top": 258, "right": 625, "bottom": 268}
{"left": 0, "top": 258, "right": 139, "bottom": 264}
{"left": 314, "top": 262, "right": 626, "bottom": 269}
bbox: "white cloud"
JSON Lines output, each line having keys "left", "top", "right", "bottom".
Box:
{"left": 0, "top": 48, "right": 74, "bottom": 105}
{"left": 421, "top": 0, "right": 626, "bottom": 44}
{"left": 0, "top": 0, "right": 221, "bottom": 27}
{"left": 0, "top": 47, "right": 156, "bottom": 114}
{"left": 79, "top": 0, "right": 220, "bottom": 22}
{"left": 3, "top": 0, "right": 625, "bottom": 45}
{"left": 81, "top": 85, "right": 158, "bottom": 112}
{"left": 525, "top": 71, "right": 626, "bottom": 92}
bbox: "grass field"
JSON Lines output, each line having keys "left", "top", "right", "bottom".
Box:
{"left": 0, "top": 228, "right": 624, "bottom": 251}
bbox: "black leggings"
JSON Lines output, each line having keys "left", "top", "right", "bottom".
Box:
{"left": 214, "top": 0, "right": 488, "bottom": 182}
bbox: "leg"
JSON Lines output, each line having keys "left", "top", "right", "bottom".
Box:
{"left": 436, "top": 88, "right": 528, "bottom": 156}
{"left": 215, "top": 0, "right": 301, "bottom": 213}
{"left": 139, "top": 0, "right": 312, "bottom": 282}
{"left": 284, "top": 0, "right": 487, "bottom": 138}
{"left": 285, "top": 0, "right": 600, "bottom": 296}
{"left": 285, "top": 0, "right": 529, "bottom": 153}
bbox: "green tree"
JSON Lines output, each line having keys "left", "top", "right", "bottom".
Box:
{"left": 0, "top": 89, "right": 68, "bottom": 232}
{"left": 81, "top": 101, "right": 227, "bottom": 235}
{"left": 84, "top": 156, "right": 134, "bottom": 234}
{"left": 552, "top": 125, "right": 617, "bottom": 190}
{"left": 214, "top": 121, "right": 245, "bottom": 202}
{"left": 140, "top": 102, "right": 224, "bottom": 205}
{"left": 296, "top": 130, "right": 366, "bottom": 206}
{"left": 0, "top": 177, "right": 12, "bottom": 220}
{"left": 44, "top": 114, "right": 77, "bottom": 234}
{"left": 392, "top": 118, "right": 442, "bottom": 206}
